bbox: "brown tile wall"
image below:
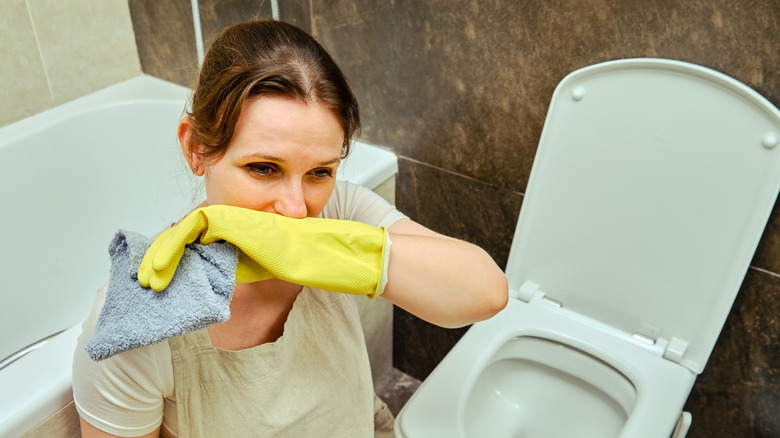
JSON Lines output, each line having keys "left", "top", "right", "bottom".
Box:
{"left": 128, "top": 0, "right": 198, "bottom": 87}
{"left": 129, "top": 1, "right": 780, "bottom": 435}
{"left": 128, "top": 0, "right": 275, "bottom": 88}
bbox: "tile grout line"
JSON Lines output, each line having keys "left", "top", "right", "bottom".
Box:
{"left": 399, "top": 155, "right": 526, "bottom": 197}
{"left": 25, "top": 0, "right": 56, "bottom": 106}
{"left": 748, "top": 265, "right": 780, "bottom": 279}
{"left": 309, "top": 0, "right": 317, "bottom": 38}
{"left": 399, "top": 157, "right": 780, "bottom": 279}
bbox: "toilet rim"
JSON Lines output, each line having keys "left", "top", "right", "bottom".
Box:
{"left": 452, "top": 299, "right": 696, "bottom": 429}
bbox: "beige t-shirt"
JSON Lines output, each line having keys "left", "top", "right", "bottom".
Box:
{"left": 72, "top": 181, "right": 407, "bottom": 437}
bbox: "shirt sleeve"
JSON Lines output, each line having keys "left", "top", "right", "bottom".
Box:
{"left": 72, "top": 282, "right": 174, "bottom": 437}
{"left": 321, "top": 180, "right": 408, "bottom": 228}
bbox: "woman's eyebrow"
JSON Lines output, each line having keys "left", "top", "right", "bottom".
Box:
{"left": 240, "top": 153, "right": 286, "bottom": 163}
{"left": 240, "top": 153, "right": 341, "bottom": 166}
{"left": 319, "top": 157, "right": 342, "bottom": 166}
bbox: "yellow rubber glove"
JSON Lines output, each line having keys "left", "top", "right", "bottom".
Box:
{"left": 137, "top": 205, "right": 390, "bottom": 299}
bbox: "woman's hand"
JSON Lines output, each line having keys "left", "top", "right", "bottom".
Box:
{"left": 138, "top": 205, "right": 390, "bottom": 298}
{"left": 381, "top": 219, "right": 508, "bottom": 328}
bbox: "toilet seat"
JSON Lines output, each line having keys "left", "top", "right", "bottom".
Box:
{"left": 506, "top": 59, "right": 780, "bottom": 375}
{"left": 396, "top": 59, "right": 780, "bottom": 438}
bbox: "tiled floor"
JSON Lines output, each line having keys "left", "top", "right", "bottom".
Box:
{"left": 376, "top": 367, "right": 422, "bottom": 416}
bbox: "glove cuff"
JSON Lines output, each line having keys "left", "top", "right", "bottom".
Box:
{"left": 368, "top": 229, "right": 392, "bottom": 300}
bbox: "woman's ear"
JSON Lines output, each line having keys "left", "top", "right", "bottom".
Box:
{"left": 178, "top": 117, "right": 205, "bottom": 176}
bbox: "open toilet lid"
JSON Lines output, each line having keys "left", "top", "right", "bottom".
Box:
{"left": 506, "top": 59, "right": 780, "bottom": 374}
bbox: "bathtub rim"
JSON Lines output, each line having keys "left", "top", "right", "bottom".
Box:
{"left": 0, "top": 74, "right": 190, "bottom": 146}
{"left": 0, "top": 324, "right": 81, "bottom": 438}
{"left": 0, "top": 73, "right": 398, "bottom": 195}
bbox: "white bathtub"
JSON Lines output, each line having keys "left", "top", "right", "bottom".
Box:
{"left": 0, "top": 75, "right": 398, "bottom": 437}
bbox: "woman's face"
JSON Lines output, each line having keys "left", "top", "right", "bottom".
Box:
{"left": 190, "top": 96, "right": 345, "bottom": 218}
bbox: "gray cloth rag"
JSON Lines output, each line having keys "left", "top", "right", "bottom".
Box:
{"left": 85, "top": 230, "right": 238, "bottom": 361}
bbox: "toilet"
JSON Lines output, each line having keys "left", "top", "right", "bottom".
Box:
{"left": 394, "top": 58, "right": 780, "bottom": 438}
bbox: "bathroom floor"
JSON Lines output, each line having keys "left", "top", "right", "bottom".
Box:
{"left": 377, "top": 367, "right": 422, "bottom": 416}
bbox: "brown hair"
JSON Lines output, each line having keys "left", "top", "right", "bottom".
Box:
{"left": 187, "top": 20, "right": 360, "bottom": 162}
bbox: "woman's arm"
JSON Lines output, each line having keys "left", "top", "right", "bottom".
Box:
{"left": 79, "top": 418, "right": 160, "bottom": 438}
{"left": 381, "top": 219, "right": 508, "bottom": 328}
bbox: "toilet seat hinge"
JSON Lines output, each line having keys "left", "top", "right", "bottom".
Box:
{"left": 663, "top": 337, "right": 689, "bottom": 364}
{"left": 513, "top": 281, "right": 563, "bottom": 307}
{"left": 512, "top": 281, "right": 541, "bottom": 303}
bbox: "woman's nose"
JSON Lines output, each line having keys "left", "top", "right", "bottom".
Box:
{"left": 274, "top": 180, "right": 307, "bottom": 219}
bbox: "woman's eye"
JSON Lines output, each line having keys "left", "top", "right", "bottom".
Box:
{"left": 313, "top": 169, "right": 333, "bottom": 178}
{"left": 248, "top": 164, "right": 275, "bottom": 176}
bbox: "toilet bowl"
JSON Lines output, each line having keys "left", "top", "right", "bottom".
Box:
{"left": 465, "top": 336, "right": 634, "bottom": 438}
{"left": 395, "top": 59, "right": 780, "bottom": 438}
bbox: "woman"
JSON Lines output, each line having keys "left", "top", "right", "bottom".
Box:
{"left": 73, "top": 20, "right": 507, "bottom": 437}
